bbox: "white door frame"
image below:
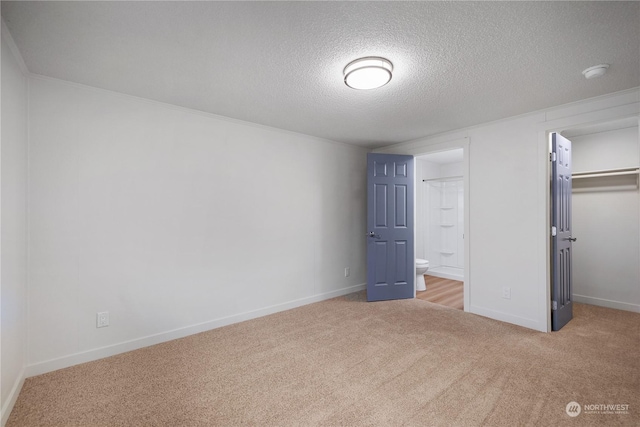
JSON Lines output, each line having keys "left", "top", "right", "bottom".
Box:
{"left": 390, "top": 137, "right": 470, "bottom": 310}
{"left": 538, "top": 109, "right": 640, "bottom": 331}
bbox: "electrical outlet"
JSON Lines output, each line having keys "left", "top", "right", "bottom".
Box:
{"left": 502, "top": 287, "right": 511, "bottom": 300}
{"left": 344, "top": 267, "right": 350, "bottom": 277}
{"left": 96, "top": 311, "right": 109, "bottom": 328}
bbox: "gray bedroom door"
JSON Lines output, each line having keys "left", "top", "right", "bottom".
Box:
{"left": 366, "top": 153, "right": 414, "bottom": 302}
{"left": 551, "top": 133, "right": 575, "bottom": 331}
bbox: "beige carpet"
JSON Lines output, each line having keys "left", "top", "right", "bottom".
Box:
{"left": 7, "top": 292, "right": 639, "bottom": 426}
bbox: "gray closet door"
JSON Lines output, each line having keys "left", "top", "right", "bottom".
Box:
{"left": 551, "top": 133, "right": 575, "bottom": 331}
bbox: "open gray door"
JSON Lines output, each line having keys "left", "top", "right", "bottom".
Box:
{"left": 366, "top": 153, "right": 414, "bottom": 302}
{"left": 551, "top": 133, "right": 575, "bottom": 331}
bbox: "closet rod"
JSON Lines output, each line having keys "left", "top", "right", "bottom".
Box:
{"left": 572, "top": 167, "right": 639, "bottom": 179}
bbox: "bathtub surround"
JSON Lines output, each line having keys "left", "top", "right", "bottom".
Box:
{"left": 414, "top": 153, "right": 464, "bottom": 292}
{"left": 424, "top": 177, "right": 464, "bottom": 280}
{"left": 415, "top": 155, "right": 465, "bottom": 282}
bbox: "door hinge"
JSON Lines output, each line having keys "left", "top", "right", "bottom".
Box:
{"left": 550, "top": 152, "right": 557, "bottom": 162}
{"left": 552, "top": 300, "right": 558, "bottom": 311}
{"left": 551, "top": 226, "right": 557, "bottom": 237}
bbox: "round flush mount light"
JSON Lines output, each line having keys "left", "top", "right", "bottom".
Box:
{"left": 582, "top": 64, "right": 609, "bottom": 79}
{"left": 344, "top": 57, "right": 393, "bottom": 90}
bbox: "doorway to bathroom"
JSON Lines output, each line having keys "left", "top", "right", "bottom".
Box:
{"left": 415, "top": 147, "right": 467, "bottom": 310}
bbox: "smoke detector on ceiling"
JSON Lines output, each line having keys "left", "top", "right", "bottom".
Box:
{"left": 582, "top": 64, "right": 609, "bottom": 79}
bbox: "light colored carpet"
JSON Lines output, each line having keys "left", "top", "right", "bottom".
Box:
{"left": 7, "top": 292, "right": 639, "bottom": 426}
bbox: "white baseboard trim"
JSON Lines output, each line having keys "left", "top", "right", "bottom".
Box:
{"left": 26, "top": 284, "right": 366, "bottom": 378}
{"left": 469, "top": 305, "right": 546, "bottom": 332}
{"left": 573, "top": 294, "right": 640, "bottom": 313}
{"left": 1, "top": 367, "right": 26, "bottom": 427}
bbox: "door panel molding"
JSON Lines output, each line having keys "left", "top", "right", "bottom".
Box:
{"left": 366, "top": 153, "right": 414, "bottom": 301}
{"left": 551, "top": 132, "right": 574, "bottom": 331}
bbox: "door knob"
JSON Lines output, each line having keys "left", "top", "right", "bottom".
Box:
{"left": 368, "top": 231, "right": 381, "bottom": 239}
{"left": 563, "top": 237, "right": 577, "bottom": 242}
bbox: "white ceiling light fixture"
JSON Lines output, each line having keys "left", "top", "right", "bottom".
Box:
{"left": 582, "top": 64, "right": 609, "bottom": 79}
{"left": 344, "top": 57, "right": 393, "bottom": 90}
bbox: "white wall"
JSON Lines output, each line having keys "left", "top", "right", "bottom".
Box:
{"left": 571, "top": 126, "right": 639, "bottom": 173}
{"left": 418, "top": 159, "right": 442, "bottom": 182}
{"left": 26, "top": 76, "right": 367, "bottom": 374}
{"left": 1, "top": 32, "right": 29, "bottom": 424}
{"left": 571, "top": 126, "right": 640, "bottom": 312}
{"left": 378, "top": 89, "right": 640, "bottom": 332}
{"left": 417, "top": 160, "right": 464, "bottom": 181}
{"left": 440, "top": 162, "right": 464, "bottom": 178}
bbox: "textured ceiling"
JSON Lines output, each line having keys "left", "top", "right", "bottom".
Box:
{"left": 2, "top": 1, "right": 639, "bottom": 148}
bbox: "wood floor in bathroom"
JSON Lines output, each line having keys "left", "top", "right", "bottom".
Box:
{"left": 415, "top": 275, "right": 464, "bottom": 310}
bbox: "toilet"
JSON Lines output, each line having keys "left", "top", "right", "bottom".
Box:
{"left": 416, "top": 259, "right": 429, "bottom": 291}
